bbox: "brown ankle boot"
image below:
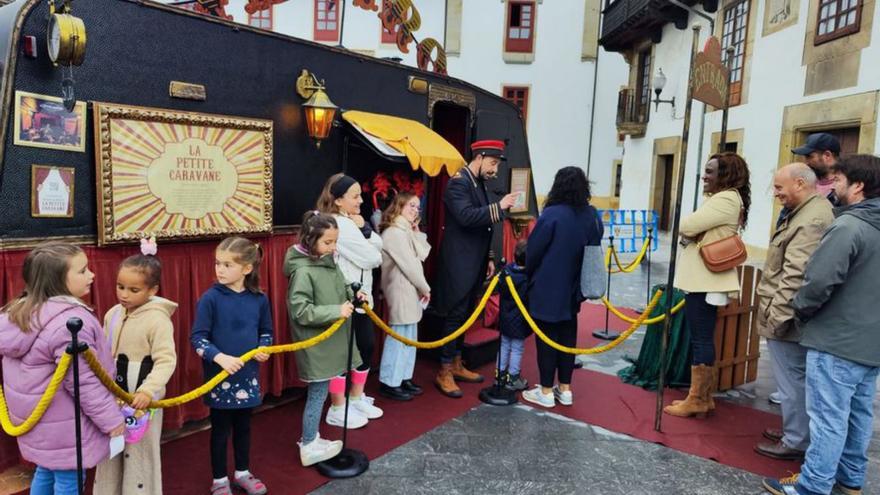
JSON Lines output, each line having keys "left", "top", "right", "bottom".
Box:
{"left": 451, "top": 356, "right": 484, "bottom": 383}
{"left": 435, "top": 364, "right": 463, "bottom": 398}
{"left": 664, "top": 364, "right": 713, "bottom": 418}
{"left": 671, "top": 365, "right": 717, "bottom": 410}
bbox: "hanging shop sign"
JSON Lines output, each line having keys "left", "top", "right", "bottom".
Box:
{"left": 691, "top": 36, "right": 729, "bottom": 109}
{"left": 93, "top": 102, "right": 273, "bottom": 245}
{"left": 358, "top": 0, "right": 447, "bottom": 75}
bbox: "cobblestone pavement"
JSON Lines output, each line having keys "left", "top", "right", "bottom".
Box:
{"left": 317, "top": 233, "right": 880, "bottom": 494}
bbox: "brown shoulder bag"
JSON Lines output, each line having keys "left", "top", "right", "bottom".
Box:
{"left": 697, "top": 204, "right": 746, "bottom": 273}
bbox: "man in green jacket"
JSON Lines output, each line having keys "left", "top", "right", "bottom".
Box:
{"left": 763, "top": 154, "right": 880, "bottom": 495}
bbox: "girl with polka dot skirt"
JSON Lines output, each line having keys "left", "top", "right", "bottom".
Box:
{"left": 191, "top": 237, "right": 272, "bottom": 495}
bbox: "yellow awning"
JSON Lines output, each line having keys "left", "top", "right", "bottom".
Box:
{"left": 342, "top": 110, "right": 466, "bottom": 177}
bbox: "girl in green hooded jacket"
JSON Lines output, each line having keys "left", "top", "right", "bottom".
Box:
{"left": 284, "top": 211, "right": 363, "bottom": 467}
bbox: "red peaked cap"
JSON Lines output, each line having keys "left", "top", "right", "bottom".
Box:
{"left": 470, "top": 140, "right": 507, "bottom": 161}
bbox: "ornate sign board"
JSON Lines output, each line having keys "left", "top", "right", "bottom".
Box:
{"left": 691, "top": 36, "right": 729, "bottom": 109}
{"left": 93, "top": 102, "right": 273, "bottom": 246}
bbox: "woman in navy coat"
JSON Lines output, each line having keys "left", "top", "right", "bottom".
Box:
{"left": 521, "top": 166, "right": 603, "bottom": 408}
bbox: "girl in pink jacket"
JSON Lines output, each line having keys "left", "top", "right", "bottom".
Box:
{"left": 0, "top": 242, "right": 124, "bottom": 494}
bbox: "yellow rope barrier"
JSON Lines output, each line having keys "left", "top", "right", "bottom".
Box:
{"left": 605, "top": 236, "right": 651, "bottom": 273}
{"left": 601, "top": 296, "right": 686, "bottom": 325}
{"left": 0, "top": 353, "right": 73, "bottom": 436}
{"left": 506, "top": 276, "right": 663, "bottom": 354}
{"left": 0, "top": 266, "right": 673, "bottom": 430}
{"left": 84, "top": 317, "right": 348, "bottom": 409}
{"left": 365, "top": 275, "right": 500, "bottom": 349}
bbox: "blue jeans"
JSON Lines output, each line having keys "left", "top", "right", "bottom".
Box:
{"left": 684, "top": 292, "right": 718, "bottom": 365}
{"left": 499, "top": 336, "right": 525, "bottom": 375}
{"left": 30, "top": 466, "right": 81, "bottom": 495}
{"left": 797, "top": 350, "right": 879, "bottom": 495}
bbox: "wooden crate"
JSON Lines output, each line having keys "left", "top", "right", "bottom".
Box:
{"left": 713, "top": 265, "right": 763, "bottom": 391}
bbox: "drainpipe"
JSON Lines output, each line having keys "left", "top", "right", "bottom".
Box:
{"left": 668, "top": 0, "right": 714, "bottom": 211}
{"left": 585, "top": 12, "right": 603, "bottom": 179}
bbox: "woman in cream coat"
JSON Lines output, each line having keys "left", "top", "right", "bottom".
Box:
{"left": 378, "top": 192, "right": 431, "bottom": 401}
{"left": 665, "top": 152, "right": 751, "bottom": 418}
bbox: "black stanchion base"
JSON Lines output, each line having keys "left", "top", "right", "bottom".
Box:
{"left": 479, "top": 385, "right": 518, "bottom": 406}
{"left": 592, "top": 329, "right": 620, "bottom": 341}
{"left": 316, "top": 448, "right": 369, "bottom": 479}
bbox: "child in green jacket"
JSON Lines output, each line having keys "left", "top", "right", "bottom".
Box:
{"left": 284, "top": 211, "right": 362, "bottom": 467}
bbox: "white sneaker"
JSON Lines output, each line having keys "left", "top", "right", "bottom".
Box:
{"left": 521, "top": 386, "right": 555, "bottom": 408}
{"left": 351, "top": 396, "right": 383, "bottom": 419}
{"left": 553, "top": 386, "right": 573, "bottom": 406}
{"left": 298, "top": 433, "right": 343, "bottom": 466}
{"left": 769, "top": 391, "right": 782, "bottom": 405}
{"left": 325, "top": 404, "right": 368, "bottom": 429}
{"left": 362, "top": 394, "right": 375, "bottom": 405}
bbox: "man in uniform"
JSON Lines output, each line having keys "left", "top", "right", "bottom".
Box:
{"left": 433, "top": 140, "right": 519, "bottom": 398}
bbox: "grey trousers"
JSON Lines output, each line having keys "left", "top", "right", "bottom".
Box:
{"left": 767, "top": 338, "right": 810, "bottom": 451}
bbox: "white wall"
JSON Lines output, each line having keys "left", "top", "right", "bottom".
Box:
{"left": 616, "top": 0, "right": 880, "bottom": 247}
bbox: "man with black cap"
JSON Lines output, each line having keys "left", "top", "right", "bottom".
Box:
{"left": 433, "top": 140, "right": 519, "bottom": 398}
{"left": 773, "top": 133, "right": 842, "bottom": 233}
{"left": 792, "top": 132, "right": 841, "bottom": 206}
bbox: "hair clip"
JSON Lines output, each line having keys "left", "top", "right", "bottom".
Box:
{"left": 140, "top": 236, "right": 158, "bottom": 256}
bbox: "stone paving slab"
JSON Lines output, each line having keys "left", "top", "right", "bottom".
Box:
{"left": 314, "top": 404, "right": 767, "bottom": 494}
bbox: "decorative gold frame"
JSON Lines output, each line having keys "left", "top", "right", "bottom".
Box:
{"left": 509, "top": 167, "right": 531, "bottom": 214}
{"left": 93, "top": 102, "right": 274, "bottom": 245}
{"left": 31, "top": 164, "right": 75, "bottom": 218}
{"left": 13, "top": 90, "right": 87, "bottom": 152}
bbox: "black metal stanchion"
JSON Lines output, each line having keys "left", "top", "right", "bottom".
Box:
{"left": 316, "top": 282, "right": 369, "bottom": 478}
{"left": 479, "top": 271, "right": 518, "bottom": 406}
{"left": 593, "top": 235, "right": 620, "bottom": 341}
{"left": 66, "top": 317, "right": 88, "bottom": 495}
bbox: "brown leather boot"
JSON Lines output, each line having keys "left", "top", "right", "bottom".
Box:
{"left": 671, "top": 365, "right": 717, "bottom": 410}
{"left": 435, "top": 364, "right": 462, "bottom": 398}
{"left": 663, "top": 364, "right": 712, "bottom": 418}
{"left": 451, "top": 356, "right": 484, "bottom": 383}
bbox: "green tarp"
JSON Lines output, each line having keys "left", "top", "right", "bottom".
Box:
{"left": 618, "top": 285, "right": 692, "bottom": 390}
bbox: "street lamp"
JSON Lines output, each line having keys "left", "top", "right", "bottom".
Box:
{"left": 652, "top": 68, "right": 676, "bottom": 112}
{"left": 296, "top": 69, "right": 338, "bottom": 148}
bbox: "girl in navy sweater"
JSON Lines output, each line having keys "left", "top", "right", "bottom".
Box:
{"left": 191, "top": 237, "right": 273, "bottom": 495}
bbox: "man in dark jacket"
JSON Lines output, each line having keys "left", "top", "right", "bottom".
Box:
{"left": 433, "top": 140, "right": 518, "bottom": 398}
{"left": 763, "top": 154, "right": 880, "bottom": 495}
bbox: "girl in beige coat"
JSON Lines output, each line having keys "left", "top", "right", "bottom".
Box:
{"left": 665, "top": 152, "right": 750, "bottom": 418}
{"left": 94, "top": 241, "right": 177, "bottom": 495}
{"left": 378, "top": 193, "right": 431, "bottom": 401}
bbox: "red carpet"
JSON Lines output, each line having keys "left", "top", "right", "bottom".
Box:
{"left": 517, "top": 301, "right": 801, "bottom": 478}
{"left": 160, "top": 358, "right": 485, "bottom": 494}
{"left": 156, "top": 301, "right": 796, "bottom": 493}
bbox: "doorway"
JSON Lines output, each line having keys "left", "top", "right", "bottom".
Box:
{"left": 653, "top": 154, "right": 675, "bottom": 231}
{"left": 825, "top": 127, "right": 860, "bottom": 157}
{"left": 427, "top": 102, "right": 470, "bottom": 281}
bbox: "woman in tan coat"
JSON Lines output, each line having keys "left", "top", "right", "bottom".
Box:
{"left": 378, "top": 192, "right": 431, "bottom": 401}
{"left": 664, "top": 152, "right": 750, "bottom": 418}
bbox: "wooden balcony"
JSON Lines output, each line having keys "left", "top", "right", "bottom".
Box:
{"left": 600, "top": 0, "right": 717, "bottom": 53}
{"left": 617, "top": 88, "right": 649, "bottom": 137}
